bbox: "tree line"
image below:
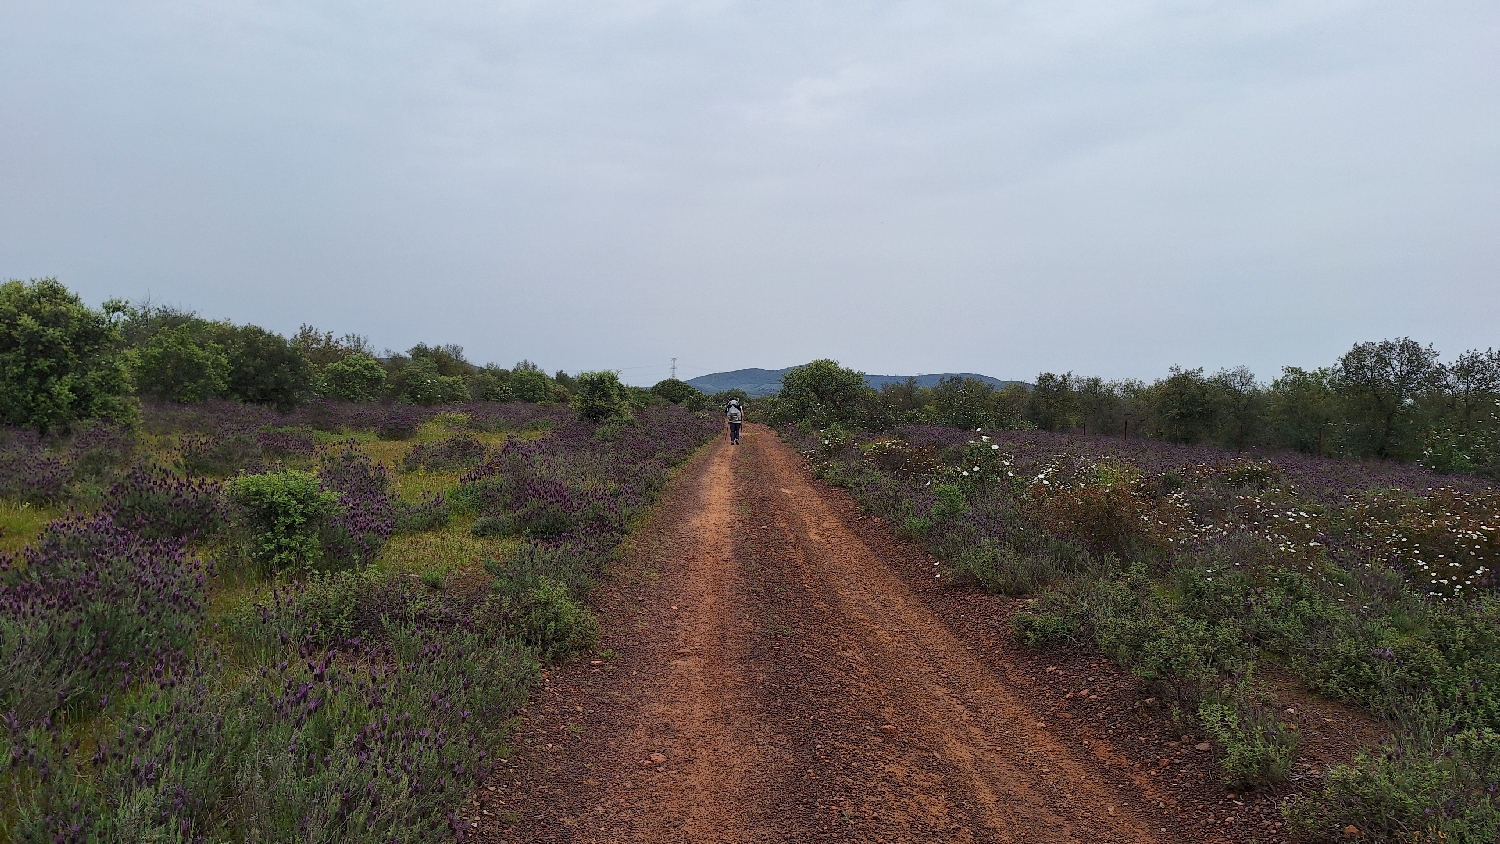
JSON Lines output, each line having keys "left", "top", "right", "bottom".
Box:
{"left": 762, "top": 343, "right": 1500, "bottom": 478}
{"left": 0, "top": 278, "right": 740, "bottom": 433}
{"left": 6, "top": 277, "right": 1495, "bottom": 476}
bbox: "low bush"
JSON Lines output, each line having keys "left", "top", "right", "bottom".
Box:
{"left": 227, "top": 469, "right": 338, "bottom": 573}
{"left": 105, "top": 468, "right": 224, "bottom": 542}
{"left": 1198, "top": 693, "right": 1299, "bottom": 788}
{"left": 1287, "top": 721, "right": 1500, "bottom": 842}
{"left": 471, "top": 513, "right": 518, "bottom": 538}
{"left": 393, "top": 491, "right": 451, "bottom": 534}
{"left": 179, "top": 428, "right": 263, "bottom": 477}
{"left": 374, "top": 406, "right": 427, "bottom": 440}
{"left": 66, "top": 423, "right": 135, "bottom": 483}
{"left": 402, "top": 434, "right": 488, "bottom": 472}
{"left": 502, "top": 576, "right": 598, "bottom": 664}
{"left": 0, "top": 449, "right": 68, "bottom": 505}
{"left": 3, "top": 627, "right": 537, "bottom": 842}
{"left": 948, "top": 540, "right": 1062, "bottom": 595}
{"left": 256, "top": 425, "right": 317, "bottom": 460}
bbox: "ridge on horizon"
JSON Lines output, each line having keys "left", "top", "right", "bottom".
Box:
{"left": 684, "top": 367, "right": 1028, "bottom": 398}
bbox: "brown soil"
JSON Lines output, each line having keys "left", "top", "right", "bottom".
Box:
{"left": 469, "top": 424, "right": 1383, "bottom": 843}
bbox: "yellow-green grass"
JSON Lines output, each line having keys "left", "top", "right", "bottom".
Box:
{"left": 0, "top": 502, "right": 61, "bottom": 555}
{"left": 2, "top": 429, "right": 498, "bottom": 604}
{"left": 377, "top": 515, "right": 518, "bottom": 583}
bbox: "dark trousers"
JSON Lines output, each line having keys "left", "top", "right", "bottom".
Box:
{"left": 729, "top": 421, "right": 742, "bottom": 443}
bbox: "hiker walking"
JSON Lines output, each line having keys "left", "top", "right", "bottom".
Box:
{"left": 726, "top": 398, "right": 744, "bottom": 445}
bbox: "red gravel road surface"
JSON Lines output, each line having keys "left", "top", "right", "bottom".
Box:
{"left": 469, "top": 424, "right": 1341, "bottom": 843}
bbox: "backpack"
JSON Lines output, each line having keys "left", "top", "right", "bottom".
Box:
{"left": 727, "top": 405, "right": 743, "bottom": 423}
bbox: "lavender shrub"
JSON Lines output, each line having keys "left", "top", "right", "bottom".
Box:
{"left": 0, "top": 516, "right": 206, "bottom": 723}
{"left": 0, "top": 401, "right": 716, "bottom": 842}
{"left": 105, "top": 468, "right": 225, "bottom": 542}
{"left": 317, "top": 444, "right": 395, "bottom": 569}
{"left": 402, "top": 434, "right": 488, "bottom": 472}
{"left": 0, "top": 429, "right": 68, "bottom": 505}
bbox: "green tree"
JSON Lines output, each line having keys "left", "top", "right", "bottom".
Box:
{"left": 0, "top": 278, "right": 132, "bottom": 433}
{"left": 390, "top": 357, "right": 469, "bottom": 406}
{"left": 1333, "top": 338, "right": 1444, "bottom": 459}
{"left": 774, "top": 359, "right": 872, "bottom": 428}
{"left": 650, "top": 378, "right": 702, "bottom": 406}
{"left": 932, "top": 376, "right": 998, "bottom": 430}
{"left": 408, "top": 343, "right": 475, "bottom": 378}
{"left": 466, "top": 364, "right": 514, "bottom": 402}
{"left": 572, "top": 371, "right": 631, "bottom": 423}
{"left": 878, "top": 377, "right": 931, "bottom": 423}
{"left": 215, "top": 324, "right": 314, "bottom": 411}
{"left": 1268, "top": 367, "right": 1339, "bottom": 456}
{"left": 1447, "top": 348, "right": 1500, "bottom": 433}
{"left": 318, "top": 353, "right": 387, "bottom": 402}
{"left": 1027, "top": 372, "right": 1081, "bottom": 432}
{"left": 508, "top": 361, "right": 564, "bottom": 403}
{"left": 1075, "top": 376, "right": 1126, "bottom": 435}
{"left": 1209, "top": 367, "right": 1267, "bottom": 451}
{"left": 291, "top": 325, "right": 370, "bottom": 371}
{"left": 1149, "top": 367, "right": 1218, "bottom": 444}
{"left": 133, "top": 324, "right": 231, "bottom": 403}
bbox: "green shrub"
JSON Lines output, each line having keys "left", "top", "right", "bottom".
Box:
{"left": 391, "top": 358, "right": 469, "bottom": 406}
{"left": 132, "top": 323, "right": 231, "bottom": 402}
{"left": 1013, "top": 605, "right": 1087, "bottom": 647}
{"left": 216, "top": 324, "right": 315, "bottom": 411}
{"left": 392, "top": 494, "right": 450, "bottom": 534}
{"left": 0, "top": 278, "right": 133, "bottom": 434}
{"left": 650, "top": 378, "right": 704, "bottom": 407}
{"left": 1019, "top": 564, "right": 1250, "bottom": 700}
{"left": 508, "top": 364, "right": 560, "bottom": 403}
{"left": 949, "top": 539, "right": 1066, "bottom": 595}
{"left": 1287, "top": 725, "right": 1500, "bottom": 842}
{"left": 1198, "top": 695, "right": 1299, "bottom": 787}
{"left": 227, "top": 469, "right": 338, "bottom": 573}
{"left": 508, "top": 577, "right": 598, "bottom": 664}
{"left": 471, "top": 513, "right": 518, "bottom": 537}
{"left": 932, "top": 483, "right": 966, "bottom": 520}
{"left": 318, "top": 353, "right": 386, "bottom": 402}
{"left": 572, "top": 370, "right": 631, "bottom": 423}
{"left": 771, "top": 359, "right": 874, "bottom": 428}
{"left": 225, "top": 568, "right": 380, "bottom": 656}
{"left": 179, "top": 429, "right": 264, "bottom": 477}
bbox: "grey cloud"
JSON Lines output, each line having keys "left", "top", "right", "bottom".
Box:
{"left": 2, "top": 1, "right": 1496, "bottom": 386}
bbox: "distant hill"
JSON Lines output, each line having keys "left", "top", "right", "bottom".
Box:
{"left": 685, "top": 367, "right": 1026, "bottom": 398}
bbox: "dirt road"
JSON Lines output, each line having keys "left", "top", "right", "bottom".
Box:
{"left": 470, "top": 425, "right": 1220, "bottom": 843}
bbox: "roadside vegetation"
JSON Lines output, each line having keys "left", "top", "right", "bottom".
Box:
{"left": 0, "top": 278, "right": 719, "bottom": 841}
{"left": 773, "top": 358, "right": 1500, "bottom": 843}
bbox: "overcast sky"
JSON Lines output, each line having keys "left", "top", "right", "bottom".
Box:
{"left": 3, "top": 1, "right": 1497, "bottom": 386}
